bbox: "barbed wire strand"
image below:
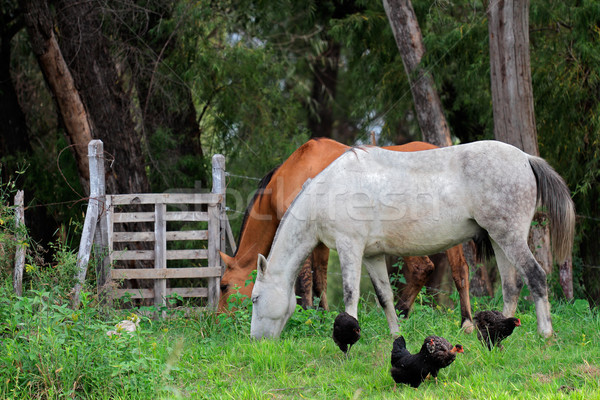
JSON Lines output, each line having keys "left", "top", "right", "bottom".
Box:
{"left": 225, "top": 172, "right": 261, "bottom": 181}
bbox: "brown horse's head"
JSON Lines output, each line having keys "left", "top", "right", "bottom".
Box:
{"left": 218, "top": 251, "right": 255, "bottom": 312}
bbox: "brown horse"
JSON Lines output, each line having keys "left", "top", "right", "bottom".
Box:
{"left": 219, "top": 138, "right": 474, "bottom": 332}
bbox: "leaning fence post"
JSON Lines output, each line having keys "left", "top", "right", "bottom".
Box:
{"left": 13, "top": 190, "right": 25, "bottom": 296}
{"left": 71, "top": 140, "right": 104, "bottom": 309}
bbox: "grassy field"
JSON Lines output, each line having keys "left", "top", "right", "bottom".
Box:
{"left": 1, "top": 285, "right": 599, "bottom": 400}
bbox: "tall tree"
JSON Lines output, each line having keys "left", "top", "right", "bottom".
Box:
{"left": 53, "top": 0, "right": 149, "bottom": 195}
{"left": 21, "top": 0, "right": 92, "bottom": 192}
{"left": 382, "top": 0, "right": 458, "bottom": 303}
{"left": 0, "top": 3, "right": 28, "bottom": 161}
{"left": 307, "top": 39, "right": 341, "bottom": 140}
{"left": 487, "top": 0, "right": 571, "bottom": 298}
{"left": 488, "top": 0, "right": 538, "bottom": 154}
{"left": 382, "top": 0, "right": 452, "bottom": 147}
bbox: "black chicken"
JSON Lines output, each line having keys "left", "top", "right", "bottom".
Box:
{"left": 390, "top": 335, "right": 463, "bottom": 388}
{"left": 474, "top": 310, "right": 521, "bottom": 350}
{"left": 332, "top": 312, "right": 361, "bottom": 355}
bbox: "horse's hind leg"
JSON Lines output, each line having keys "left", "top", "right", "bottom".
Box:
{"left": 493, "top": 240, "right": 553, "bottom": 337}
{"left": 364, "top": 254, "right": 400, "bottom": 336}
{"left": 491, "top": 241, "right": 523, "bottom": 318}
{"left": 295, "top": 254, "right": 313, "bottom": 309}
{"left": 446, "top": 245, "right": 474, "bottom": 333}
{"left": 311, "top": 243, "right": 330, "bottom": 310}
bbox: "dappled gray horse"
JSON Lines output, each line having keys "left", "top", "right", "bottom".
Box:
{"left": 250, "top": 141, "right": 575, "bottom": 339}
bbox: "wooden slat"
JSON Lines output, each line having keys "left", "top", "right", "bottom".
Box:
{"left": 109, "top": 193, "right": 222, "bottom": 205}
{"left": 113, "top": 288, "right": 152, "bottom": 299}
{"left": 113, "top": 232, "right": 154, "bottom": 242}
{"left": 113, "top": 212, "right": 154, "bottom": 223}
{"left": 166, "top": 230, "right": 208, "bottom": 241}
{"left": 113, "top": 211, "right": 210, "bottom": 223}
{"left": 111, "top": 230, "right": 208, "bottom": 242}
{"left": 113, "top": 287, "right": 208, "bottom": 299}
{"left": 111, "top": 267, "right": 221, "bottom": 280}
{"left": 165, "top": 211, "right": 209, "bottom": 222}
{"left": 112, "top": 250, "right": 154, "bottom": 260}
{"left": 112, "top": 249, "right": 207, "bottom": 261}
{"left": 166, "top": 249, "right": 208, "bottom": 260}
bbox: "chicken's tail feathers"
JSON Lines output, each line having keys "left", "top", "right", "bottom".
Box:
{"left": 391, "top": 336, "right": 410, "bottom": 365}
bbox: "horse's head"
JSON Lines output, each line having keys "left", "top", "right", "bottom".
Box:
{"left": 250, "top": 254, "right": 296, "bottom": 339}
{"left": 218, "top": 252, "right": 255, "bottom": 312}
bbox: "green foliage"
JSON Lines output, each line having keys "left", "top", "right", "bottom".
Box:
{"left": 2, "top": 286, "right": 599, "bottom": 398}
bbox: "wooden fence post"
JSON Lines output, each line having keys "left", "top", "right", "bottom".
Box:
{"left": 93, "top": 195, "right": 110, "bottom": 304}
{"left": 207, "top": 202, "right": 220, "bottom": 308}
{"left": 13, "top": 190, "right": 25, "bottom": 296}
{"left": 210, "top": 154, "right": 225, "bottom": 307}
{"left": 212, "top": 154, "right": 226, "bottom": 256}
{"left": 72, "top": 140, "right": 104, "bottom": 309}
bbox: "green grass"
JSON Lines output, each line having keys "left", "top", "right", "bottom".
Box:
{"left": 1, "top": 286, "right": 599, "bottom": 399}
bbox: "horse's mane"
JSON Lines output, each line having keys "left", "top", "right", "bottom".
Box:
{"left": 234, "top": 165, "right": 280, "bottom": 256}
{"left": 270, "top": 176, "right": 313, "bottom": 260}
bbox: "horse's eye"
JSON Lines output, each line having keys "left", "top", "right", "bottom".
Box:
{"left": 251, "top": 296, "right": 258, "bottom": 303}
{"left": 220, "top": 283, "right": 229, "bottom": 293}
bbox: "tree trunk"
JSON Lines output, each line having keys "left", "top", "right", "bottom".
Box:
{"left": 487, "top": 0, "right": 572, "bottom": 298}
{"left": 54, "top": 0, "right": 149, "bottom": 195}
{"left": 383, "top": 0, "right": 454, "bottom": 301}
{"left": 0, "top": 16, "right": 29, "bottom": 161}
{"left": 308, "top": 39, "right": 341, "bottom": 140}
{"left": 382, "top": 0, "right": 452, "bottom": 148}
{"left": 488, "top": 0, "right": 539, "bottom": 155}
{"left": 21, "top": 0, "right": 91, "bottom": 192}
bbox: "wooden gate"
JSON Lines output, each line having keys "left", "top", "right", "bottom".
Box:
{"left": 72, "top": 140, "right": 232, "bottom": 311}
{"left": 107, "top": 192, "right": 223, "bottom": 308}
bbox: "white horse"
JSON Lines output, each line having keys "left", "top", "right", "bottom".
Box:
{"left": 250, "top": 141, "right": 575, "bottom": 339}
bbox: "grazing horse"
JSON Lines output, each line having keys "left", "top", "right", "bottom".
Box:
{"left": 250, "top": 141, "right": 575, "bottom": 339}
{"left": 218, "top": 138, "right": 474, "bottom": 332}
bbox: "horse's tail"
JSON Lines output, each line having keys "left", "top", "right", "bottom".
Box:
{"left": 528, "top": 156, "right": 576, "bottom": 263}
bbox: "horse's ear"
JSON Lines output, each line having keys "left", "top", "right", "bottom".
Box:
{"left": 219, "top": 251, "right": 233, "bottom": 267}
{"left": 257, "top": 254, "right": 268, "bottom": 277}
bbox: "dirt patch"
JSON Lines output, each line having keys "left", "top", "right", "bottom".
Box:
{"left": 533, "top": 372, "right": 561, "bottom": 384}
{"left": 574, "top": 361, "right": 600, "bottom": 378}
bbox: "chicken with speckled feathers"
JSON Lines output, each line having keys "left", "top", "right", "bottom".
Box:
{"left": 474, "top": 310, "right": 521, "bottom": 350}
{"left": 332, "top": 312, "right": 360, "bottom": 355}
{"left": 390, "top": 335, "right": 463, "bottom": 388}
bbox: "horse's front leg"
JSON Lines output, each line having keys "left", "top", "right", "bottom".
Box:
{"left": 364, "top": 254, "right": 400, "bottom": 336}
{"left": 336, "top": 239, "right": 364, "bottom": 320}
{"left": 446, "top": 245, "right": 474, "bottom": 333}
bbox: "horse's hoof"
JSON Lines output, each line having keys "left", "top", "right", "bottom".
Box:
{"left": 462, "top": 320, "right": 475, "bottom": 334}
{"left": 539, "top": 329, "right": 555, "bottom": 339}
{"left": 396, "top": 307, "right": 410, "bottom": 318}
